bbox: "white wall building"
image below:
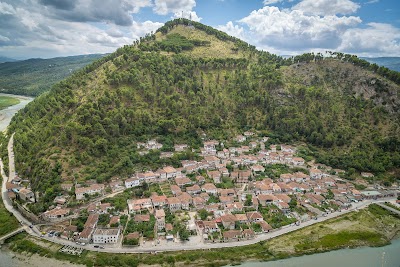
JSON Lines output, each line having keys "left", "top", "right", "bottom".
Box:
{"left": 92, "top": 228, "right": 120, "bottom": 244}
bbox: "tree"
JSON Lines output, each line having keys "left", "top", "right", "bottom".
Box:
{"left": 289, "top": 196, "right": 298, "bottom": 210}
{"left": 198, "top": 209, "right": 209, "bottom": 220}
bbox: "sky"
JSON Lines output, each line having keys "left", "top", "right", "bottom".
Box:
{"left": 0, "top": 0, "right": 399, "bottom": 59}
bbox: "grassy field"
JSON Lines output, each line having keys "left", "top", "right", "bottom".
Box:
{"left": 0, "top": 96, "right": 20, "bottom": 110}
{"left": 5, "top": 204, "right": 400, "bottom": 267}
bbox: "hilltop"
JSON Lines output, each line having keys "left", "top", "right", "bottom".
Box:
{"left": 0, "top": 54, "right": 105, "bottom": 96}
{"left": 4, "top": 19, "right": 400, "bottom": 212}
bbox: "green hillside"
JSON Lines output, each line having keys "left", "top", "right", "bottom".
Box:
{"left": 5, "top": 19, "right": 400, "bottom": 212}
{"left": 0, "top": 54, "right": 105, "bottom": 96}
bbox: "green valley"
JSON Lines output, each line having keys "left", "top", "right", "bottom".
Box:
{"left": 0, "top": 54, "right": 105, "bottom": 96}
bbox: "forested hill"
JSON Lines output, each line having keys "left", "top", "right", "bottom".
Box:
{"left": 0, "top": 54, "right": 105, "bottom": 96}
{"left": 5, "top": 19, "right": 400, "bottom": 212}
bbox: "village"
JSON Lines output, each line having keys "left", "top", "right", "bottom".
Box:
{"left": 6, "top": 132, "right": 399, "bottom": 249}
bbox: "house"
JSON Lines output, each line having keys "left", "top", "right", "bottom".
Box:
{"left": 242, "top": 229, "right": 255, "bottom": 239}
{"left": 220, "top": 196, "right": 234, "bottom": 205}
{"left": 186, "top": 184, "right": 201, "bottom": 195}
{"left": 223, "top": 230, "right": 242, "bottom": 241}
{"left": 292, "top": 172, "right": 310, "bottom": 183}
{"left": 219, "top": 188, "right": 236, "bottom": 197}
{"left": 204, "top": 155, "right": 220, "bottom": 168}
{"left": 167, "top": 197, "right": 182, "bottom": 212}
{"left": 361, "top": 172, "right": 374, "bottom": 178}
{"left": 237, "top": 170, "right": 251, "bottom": 184}
{"left": 225, "top": 202, "right": 243, "bottom": 212}
{"left": 236, "top": 135, "right": 246, "bottom": 143}
{"left": 202, "top": 183, "right": 218, "bottom": 195}
{"left": 220, "top": 214, "right": 238, "bottom": 230}
{"left": 203, "top": 221, "right": 219, "bottom": 233}
{"left": 92, "top": 228, "right": 120, "bottom": 244}
{"left": 125, "top": 177, "right": 140, "bottom": 188}
{"left": 257, "top": 221, "right": 272, "bottom": 233}
{"left": 253, "top": 182, "right": 272, "bottom": 195}
{"left": 251, "top": 165, "right": 265, "bottom": 173}
{"left": 291, "top": 157, "right": 305, "bottom": 166}
{"left": 219, "top": 167, "right": 230, "bottom": 177}
{"left": 174, "top": 144, "right": 188, "bottom": 152}
{"left": 193, "top": 197, "right": 206, "bottom": 209}
{"left": 170, "top": 185, "right": 182, "bottom": 196}
{"left": 310, "top": 168, "right": 323, "bottom": 179}
{"left": 138, "top": 171, "right": 157, "bottom": 183}
{"left": 151, "top": 195, "right": 167, "bottom": 208}
{"left": 203, "top": 140, "right": 218, "bottom": 154}
{"left": 134, "top": 214, "right": 150, "bottom": 223}
{"left": 257, "top": 194, "right": 278, "bottom": 206}
{"left": 155, "top": 169, "right": 167, "bottom": 181}
{"left": 61, "top": 183, "right": 73, "bottom": 192}
{"left": 78, "top": 227, "right": 93, "bottom": 243}
{"left": 19, "top": 188, "right": 34, "bottom": 202}
{"left": 177, "top": 193, "right": 192, "bottom": 210}
{"left": 235, "top": 213, "right": 248, "bottom": 224}
{"left": 146, "top": 139, "right": 162, "bottom": 150}
{"left": 207, "top": 170, "right": 222, "bottom": 184}
{"left": 175, "top": 177, "right": 192, "bottom": 187}
{"left": 155, "top": 209, "right": 166, "bottom": 231}
{"left": 99, "top": 203, "right": 111, "bottom": 214}
{"left": 75, "top": 184, "right": 105, "bottom": 200}
{"left": 280, "top": 173, "right": 293, "bottom": 183}
{"left": 109, "top": 216, "right": 120, "bottom": 227}
{"left": 196, "top": 176, "right": 206, "bottom": 184}
{"left": 79, "top": 214, "right": 99, "bottom": 243}
{"left": 127, "top": 198, "right": 152, "bottom": 214}
{"left": 41, "top": 207, "right": 70, "bottom": 221}
{"left": 109, "top": 180, "right": 124, "bottom": 192}
{"left": 277, "top": 202, "right": 290, "bottom": 213}
{"left": 246, "top": 211, "right": 263, "bottom": 223}
{"left": 164, "top": 166, "right": 179, "bottom": 179}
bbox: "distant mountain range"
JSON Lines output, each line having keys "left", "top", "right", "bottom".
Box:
{"left": 360, "top": 57, "right": 400, "bottom": 72}
{"left": 0, "top": 54, "right": 106, "bottom": 96}
{"left": 0, "top": 56, "right": 17, "bottom": 63}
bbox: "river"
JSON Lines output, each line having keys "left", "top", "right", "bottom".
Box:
{"left": 236, "top": 238, "right": 400, "bottom": 267}
{"left": 0, "top": 93, "right": 34, "bottom": 132}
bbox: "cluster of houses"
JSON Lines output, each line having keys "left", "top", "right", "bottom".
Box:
{"left": 5, "top": 177, "right": 35, "bottom": 202}
{"left": 35, "top": 132, "right": 398, "bottom": 245}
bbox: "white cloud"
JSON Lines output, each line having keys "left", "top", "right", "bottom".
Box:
{"left": 0, "top": 1, "right": 163, "bottom": 58}
{"left": 263, "top": 0, "right": 283, "bottom": 5}
{"left": 239, "top": 6, "right": 361, "bottom": 51}
{"left": 0, "top": 2, "right": 16, "bottom": 14}
{"left": 216, "top": 21, "right": 245, "bottom": 39}
{"left": 172, "top": 10, "right": 201, "bottom": 21}
{"left": 366, "top": 0, "right": 379, "bottom": 4}
{"left": 338, "top": 23, "right": 400, "bottom": 56}
{"left": 293, "top": 0, "right": 360, "bottom": 16}
{"left": 130, "top": 20, "right": 164, "bottom": 40}
{"left": 153, "top": 0, "right": 196, "bottom": 15}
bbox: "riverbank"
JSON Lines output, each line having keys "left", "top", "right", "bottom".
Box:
{"left": 0, "top": 96, "right": 20, "bottom": 110}
{"left": 3, "top": 204, "right": 399, "bottom": 267}
{"left": 0, "top": 93, "right": 34, "bottom": 132}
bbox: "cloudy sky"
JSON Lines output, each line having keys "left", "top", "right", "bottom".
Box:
{"left": 1, "top": 0, "right": 399, "bottom": 59}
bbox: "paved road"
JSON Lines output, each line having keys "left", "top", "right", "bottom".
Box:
{"left": 7, "top": 133, "right": 15, "bottom": 182}
{"left": 376, "top": 202, "right": 400, "bottom": 216}
{"left": 0, "top": 227, "right": 25, "bottom": 243}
